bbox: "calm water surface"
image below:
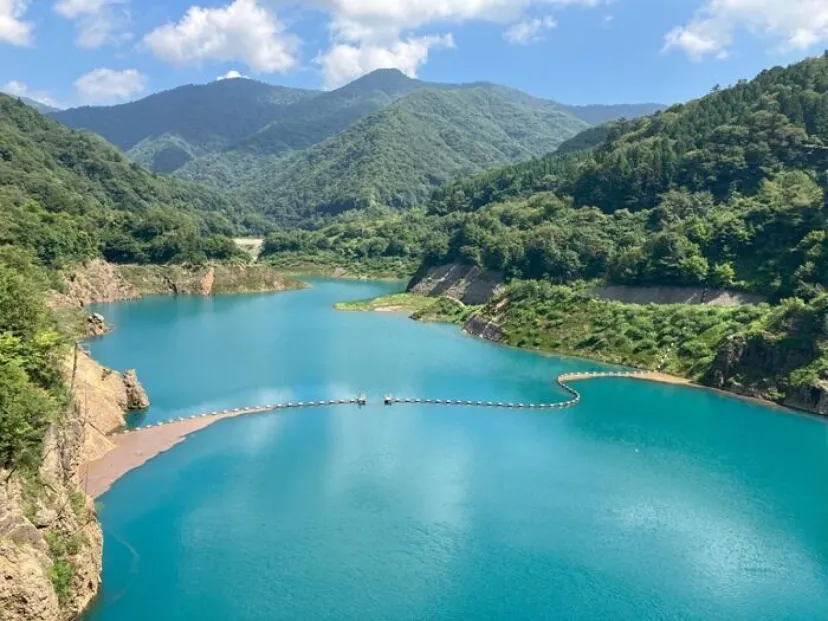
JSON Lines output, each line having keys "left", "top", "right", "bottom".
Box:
{"left": 85, "top": 279, "right": 828, "bottom": 620}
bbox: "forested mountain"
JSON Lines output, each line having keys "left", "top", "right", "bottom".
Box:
{"left": 228, "top": 69, "right": 429, "bottom": 158}
{"left": 270, "top": 54, "right": 828, "bottom": 300}
{"left": 232, "top": 86, "right": 589, "bottom": 224}
{"left": 0, "top": 94, "right": 244, "bottom": 266}
{"left": 48, "top": 69, "right": 664, "bottom": 220}
{"left": 51, "top": 79, "right": 319, "bottom": 173}
{"left": 258, "top": 55, "right": 828, "bottom": 410}
{"left": 421, "top": 54, "right": 828, "bottom": 299}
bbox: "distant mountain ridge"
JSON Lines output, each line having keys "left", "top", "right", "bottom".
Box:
{"left": 14, "top": 95, "right": 61, "bottom": 114}
{"left": 232, "top": 85, "right": 590, "bottom": 223}
{"left": 51, "top": 79, "right": 319, "bottom": 173}
{"left": 49, "top": 69, "right": 666, "bottom": 224}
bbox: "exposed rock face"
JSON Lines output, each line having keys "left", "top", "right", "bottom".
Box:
{"left": 464, "top": 314, "right": 505, "bottom": 343}
{"left": 0, "top": 349, "right": 140, "bottom": 620}
{"left": 61, "top": 259, "right": 138, "bottom": 307}
{"left": 408, "top": 264, "right": 503, "bottom": 305}
{"left": 703, "top": 332, "right": 823, "bottom": 412}
{"left": 64, "top": 262, "right": 298, "bottom": 303}
{"left": 85, "top": 313, "right": 109, "bottom": 337}
{"left": 122, "top": 369, "right": 150, "bottom": 411}
{"left": 63, "top": 350, "right": 137, "bottom": 462}
{"left": 591, "top": 285, "right": 766, "bottom": 306}
{"left": 783, "top": 381, "right": 828, "bottom": 415}
{"left": 199, "top": 267, "right": 216, "bottom": 296}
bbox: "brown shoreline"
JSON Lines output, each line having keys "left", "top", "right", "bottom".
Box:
{"left": 81, "top": 409, "right": 256, "bottom": 498}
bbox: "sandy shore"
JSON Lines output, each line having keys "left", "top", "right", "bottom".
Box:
{"left": 80, "top": 409, "right": 255, "bottom": 498}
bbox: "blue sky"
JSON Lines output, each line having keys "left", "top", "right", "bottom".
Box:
{"left": 1, "top": 0, "right": 826, "bottom": 109}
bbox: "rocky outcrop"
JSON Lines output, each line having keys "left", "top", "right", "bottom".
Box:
{"left": 60, "top": 261, "right": 301, "bottom": 306}
{"left": 783, "top": 381, "right": 828, "bottom": 415}
{"left": 408, "top": 264, "right": 503, "bottom": 305}
{"left": 85, "top": 313, "right": 109, "bottom": 337}
{"left": 60, "top": 259, "right": 138, "bottom": 307}
{"left": 463, "top": 314, "right": 505, "bottom": 343}
{"left": 703, "top": 332, "right": 825, "bottom": 414}
{"left": 64, "top": 350, "right": 146, "bottom": 462}
{"left": 122, "top": 370, "right": 150, "bottom": 411}
{"left": 198, "top": 267, "right": 216, "bottom": 296}
{"left": 0, "top": 350, "right": 136, "bottom": 620}
{"left": 590, "top": 285, "right": 766, "bottom": 306}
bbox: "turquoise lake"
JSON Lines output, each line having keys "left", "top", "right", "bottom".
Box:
{"left": 84, "top": 279, "right": 828, "bottom": 620}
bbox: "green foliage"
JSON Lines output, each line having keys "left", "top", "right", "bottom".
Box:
{"left": 45, "top": 531, "right": 85, "bottom": 604}
{"left": 0, "top": 94, "right": 246, "bottom": 266}
{"left": 488, "top": 281, "right": 770, "bottom": 378}
{"left": 422, "top": 54, "right": 828, "bottom": 299}
{"left": 52, "top": 79, "right": 319, "bottom": 168}
{"left": 335, "top": 293, "right": 435, "bottom": 313}
{"left": 236, "top": 87, "right": 587, "bottom": 224}
{"left": 260, "top": 208, "right": 445, "bottom": 277}
{"left": 0, "top": 259, "right": 66, "bottom": 471}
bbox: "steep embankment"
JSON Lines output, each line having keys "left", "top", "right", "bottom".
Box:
{"left": 0, "top": 350, "right": 148, "bottom": 621}
{"left": 407, "top": 264, "right": 503, "bottom": 305}
{"left": 57, "top": 259, "right": 302, "bottom": 307}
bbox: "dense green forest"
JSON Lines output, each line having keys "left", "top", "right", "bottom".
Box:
{"left": 51, "top": 79, "right": 318, "bottom": 172}
{"left": 0, "top": 95, "right": 246, "bottom": 266}
{"left": 50, "top": 69, "right": 662, "bottom": 225}
{"left": 416, "top": 55, "right": 828, "bottom": 300}
{"left": 0, "top": 249, "right": 67, "bottom": 471}
{"left": 239, "top": 87, "right": 588, "bottom": 223}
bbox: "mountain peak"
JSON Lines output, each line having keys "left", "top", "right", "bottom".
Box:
{"left": 341, "top": 68, "right": 421, "bottom": 94}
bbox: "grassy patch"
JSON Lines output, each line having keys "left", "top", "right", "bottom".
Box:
{"left": 335, "top": 293, "right": 435, "bottom": 314}
{"left": 44, "top": 531, "right": 85, "bottom": 604}
{"left": 485, "top": 281, "right": 772, "bottom": 380}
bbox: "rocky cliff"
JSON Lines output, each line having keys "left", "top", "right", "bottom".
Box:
{"left": 702, "top": 330, "right": 827, "bottom": 415}
{"left": 59, "top": 260, "right": 301, "bottom": 307}
{"left": 463, "top": 314, "right": 505, "bottom": 343}
{"left": 0, "top": 350, "right": 147, "bottom": 620}
{"left": 407, "top": 264, "right": 503, "bottom": 305}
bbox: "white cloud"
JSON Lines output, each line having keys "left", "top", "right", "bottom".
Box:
{"left": 665, "top": 0, "right": 828, "bottom": 60}
{"left": 0, "top": 0, "right": 32, "bottom": 45}
{"left": 310, "top": 0, "right": 604, "bottom": 43}
{"left": 503, "top": 15, "right": 557, "bottom": 45}
{"left": 216, "top": 69, "right": 248, "bottom": 80}
{"left": 316, "top": 34, "right": 454, "bottom": 89}
{"left": 53, "top": 0, "right": 130, "bottom": 48}
{"left": 1, "top": 80, "right": 62, "bottom": 108}
{"left": 74, "top": 68, "right": 146, "bottom": 103}
{"left": 306, "top": 0, "right": 606, "bottom": 86}
{"left": 142, "top": 0, "right": 298, "bottom": 73}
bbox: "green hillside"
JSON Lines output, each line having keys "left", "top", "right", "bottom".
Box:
{"left": 235, "top": 87, "right": 588, "bottom": 224}
{"left": 264, "top": 55, "right": 828, "bottom": 410}
{"left": 51, "top": 79, "right": 319, "bottom": 172}
{"left": 0, "top": 94, "right": 243, "bottom": 266}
